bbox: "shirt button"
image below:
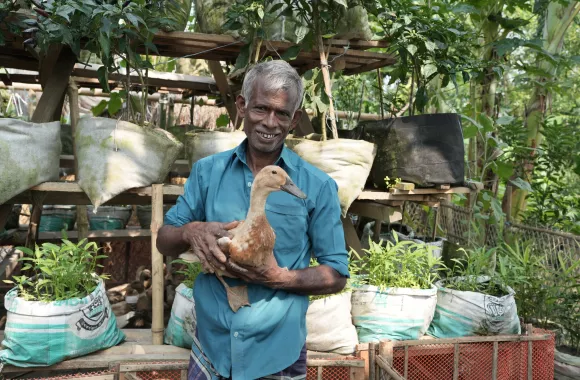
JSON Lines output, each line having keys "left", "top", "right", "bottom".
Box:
{"left": 247, "top": 182, "right": 252, "bottom": 187}
{"left": 234, "top": 332, "right": 239, "bottom": 338}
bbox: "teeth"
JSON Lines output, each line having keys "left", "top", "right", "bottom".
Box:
{"left": 259, "top": 132, "right": 275, "bottom": 139}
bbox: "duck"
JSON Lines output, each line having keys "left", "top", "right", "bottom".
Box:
{"left": 214, "top": 165, "right": 307, "bottom": 312}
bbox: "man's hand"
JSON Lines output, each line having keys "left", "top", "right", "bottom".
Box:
{"left": 225, "top": 254, "right": 294, "bottom": 289}
{"left": 181, "top": 221, "right": 239, "bottom": 274}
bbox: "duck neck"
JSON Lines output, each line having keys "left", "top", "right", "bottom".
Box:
{"left": 246, "top": 186, "right": 271, "bottom": 222}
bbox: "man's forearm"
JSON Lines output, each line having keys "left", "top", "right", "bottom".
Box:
{"left": 156, "top": 225, "right": 189, "bottom": 256}
{"left": 270, "top": 264, "right": 347, "bottom": 296}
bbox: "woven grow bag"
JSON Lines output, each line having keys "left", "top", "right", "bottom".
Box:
{"left": 76, "top": 117, "right": 182, "bottom": 209}
{"left": 0, "top": 119, "right": 61, "bottom": 205}
{"left": 285, "top": 136, "right": 377, "bottom": 217}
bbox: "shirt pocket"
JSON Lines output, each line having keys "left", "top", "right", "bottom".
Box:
{"left": 265, "top": 202, "right": 308, "bottom": 255}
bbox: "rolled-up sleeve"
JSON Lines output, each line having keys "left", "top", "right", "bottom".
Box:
{"left": 164, "top": 162, "right": 206, "bottom": 227}
{"left": 308, "top": 179, "right": 350, "bottom": 278}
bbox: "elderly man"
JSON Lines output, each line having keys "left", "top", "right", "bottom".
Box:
{"left": 156, "top": 60, "right": 349, "bottom": 380}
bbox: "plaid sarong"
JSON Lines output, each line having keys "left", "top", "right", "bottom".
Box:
{"left": 187, "top": 333, "right": 307, "bottom": 380}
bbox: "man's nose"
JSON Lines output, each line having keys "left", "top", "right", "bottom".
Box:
{"left": 263, "top": 111, "right": 278, "bottom": 128}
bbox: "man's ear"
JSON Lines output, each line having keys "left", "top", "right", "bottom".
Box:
{"left": 289, "top": 108, "right": 303, "bottom": 132}
{"left": 236, "top": 95, "right": 246, "bottom": 118}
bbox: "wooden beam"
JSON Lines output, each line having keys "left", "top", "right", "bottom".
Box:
{"left": 38, "top": 229, "right": 151, "bottom": 242}
{"left": 341, "top": 215, "right": 363, "bottom": 256}
{"left": 207, "top": 60, "right": 239, "bottom": 128}
{"left": 31, "top": 46, "right": 77, "bottom": 123}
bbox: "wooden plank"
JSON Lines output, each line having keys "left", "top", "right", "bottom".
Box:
{"left": 375, "top": 356, "right": 405, "bottom": 380}
{"left": 38, "top": 229, "right": 152, "bottom": 242}
{"left": 295, "top": 108, "right": 315, "bottom": 137}
{"left": 119, "top": 362, "right": 188, "bottom": 372}
{"left": 435, "top": 184, "right": 451, "bottom": 190}
{"left": 25, "top": 192, "right": 45, "bottom": 249}
{"left": 345, "top": 58, "right": 397, "bottom": 75}
{"left": 348, "top": 201, "right": 402, "bottom": 223}
{"left": 19, "top": 182, "right": 184, "bottom": 196}
{"left": 151, "top": 184, "right": 164, "bottom": 345}
{"left": 394, "top": 182, "right": 415, "bottom": 191}
{"left": 404, "top": 346, "right": 409, "bottom": 378}
{"left": 389, "top": 187, "right": 473, "bottom": 195}
{"left": 358, "top": 192, "right": 447, "bottom": 202}
{"left": 31, "top": 46, "right": 77, "bottom": 123}
{"left": 306, "top": 359, "right": 365, "bottom": 368}
{"left": 390, "top": 333, "right": 552, "bottom": 348}
{"left": 453, "top": 344, "right": 459, "bottom": 380}
{"left": 341, "top": 215, "right": 363, "bottom": 256}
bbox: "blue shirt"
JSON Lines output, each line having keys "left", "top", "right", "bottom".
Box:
{"left": 164, "top": 139, "right": 349, "bottom": 379}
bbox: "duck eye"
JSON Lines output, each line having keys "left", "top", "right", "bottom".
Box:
{"left": 272, "top": 170, "right": 277, "bottom": 174}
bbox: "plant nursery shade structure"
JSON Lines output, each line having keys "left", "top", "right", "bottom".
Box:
{"left": 0, "top": 26, "right": 482, "bottom": 377}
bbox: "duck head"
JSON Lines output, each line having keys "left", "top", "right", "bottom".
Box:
{"left": 255, "top": 165, "right": 307, "bottom": 199}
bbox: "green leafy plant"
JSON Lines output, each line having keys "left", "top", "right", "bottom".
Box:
{"left": 384, "top": 175, "right": 401, "bottom": 189}
{"left": 171, "top": 258, "right": 202, "bottom": 289}
{"left": 351, "top": 232, "right": 444, "bottom": 290}
{"left": 443, "top": 246, "right": 509, "bottom": 297}
{"left": 3, "top": 239, "right": 109, "bottom": 302}
{"left": 29, "top": 0, "right": 179, "bottom": 126}
{"left": 308, "top": 256, "right": 354, "bottom": 301}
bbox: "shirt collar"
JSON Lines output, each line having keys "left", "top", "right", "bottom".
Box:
{"left": 234, "top": 138, "right": 297, "bottom": 173}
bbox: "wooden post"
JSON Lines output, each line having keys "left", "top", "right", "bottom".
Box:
{"left": 313, "top": 0, "right": 338, "bottom": 140}
{"left": 0, "top": 205, "right": 11, "bottom": 232}
{"left": 368, "top": 343, "right": 376, "bottom": 380}
{"left": 31, "top": 46, "right": 77, "bottom": 123}
{"left": 403, "top": 345, "right": 409, "bottom": 378}
{"left": 526, "top": 323, "right": 533, "bottom": 380}
{"left": 453, "top": 343, "right": 460, "bottom": 380}
{"left": 67, "top": 79, "right": 89, "bottom": 241}
{"left": 341, "top": 215, "right": 363, "bottom": 257}
{"left": 379, "top": 340, "right": 394, "bottom": 380}
{"left": 431, "top": 206, "right": 440, "bottom": 241}
{"left": 151, "top": 184, "right": 164, "bottom": 345}
{"left": 25, "top": 192, "right": 46, "bottom": 249}
{"left": 492, "top": 341, "right": 498, "bottom": 380}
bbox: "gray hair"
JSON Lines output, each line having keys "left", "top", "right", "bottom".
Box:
{"left": 241, "top": 60, "right": 304, "bottom": 113}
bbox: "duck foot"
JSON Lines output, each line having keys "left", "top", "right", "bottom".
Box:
{"left": 216, "top": 274, "right": 250, "bottom": 312}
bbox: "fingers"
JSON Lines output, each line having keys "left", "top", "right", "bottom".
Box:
{"left": 192, "top": 245, "right": 213, "bottom": 274}
{"left": 222, "top": 221, "right": 240, "bottom": 230}
{"left": 206, "top": 236, "right": 227, "bottom": 267}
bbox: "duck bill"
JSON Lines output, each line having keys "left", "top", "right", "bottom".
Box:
{"left": 281, "top": 178, "right": 307, "bottom": 199}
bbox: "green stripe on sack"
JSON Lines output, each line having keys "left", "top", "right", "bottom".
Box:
{"left": 434, "top": 305, "right": 473, "bottom": 323}
{"left": 5, "top": 322, "right": 70, "bottom": 330}
{"left": 427, "top": 306, "right": 474, "bottom": 338}
{"left": 354, "top": 316, "right": 424, "bottom": 324}
{"left": 356, "top": 322, "right": 421, "bottom": 342}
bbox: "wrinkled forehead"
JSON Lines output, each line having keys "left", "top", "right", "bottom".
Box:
{"left": 248, "top": 78, "right": 299, "bottom": 108}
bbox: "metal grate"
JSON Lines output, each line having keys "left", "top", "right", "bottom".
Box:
{"left": 376, "top": 329, "right": 555, "bottom": 380}
{"left": 136, "top": 370, "right": 183, "bottom": 380}
{"left": 24, "top": 370, "right": 115, "bottom": 380}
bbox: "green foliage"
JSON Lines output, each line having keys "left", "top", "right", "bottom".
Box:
{"left": 0, "top": 0, "right": 24, "bottom": 46}
{"left": 171, "top": 258, "right": 202, "bottom": 289}
{"left": 3, "top": 238, "right": 109, "bottom": 302}
{"left": 351, "top": 232, "right": 444, "bottom": 290}
{"left": 308, "top": 256, "right": 352, "bottom": 301}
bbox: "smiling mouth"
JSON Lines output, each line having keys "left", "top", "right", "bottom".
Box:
{"left": 257, "top": 131, "right": 278, "bottom": 140}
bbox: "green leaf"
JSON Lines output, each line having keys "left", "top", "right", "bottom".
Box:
{"left": 496, "top": 115, "right": 515, "bottom": 125}
{"left": 216, "top": 113, "right": 230, "bottom": 127}
{"left": 492, "top": 161, "right": 514, "bottom": 180}
{"left": 56, "top": 4, "right": 75, "bottom": 22}
{"left": 511, "top": 178, "right": 533, "bottom": 192}
{"left": 425, "top": 40, "right": 437, "bottom": 52}
{"left": 108, "top": 93, "right": 123, "bottom": 115}
{"left": 491, "top": 197, "right": 504, "bottom": 219}
{"left": 97, "top": 66, "right": 110, "bottom": 93}
{"left": 234, "top": 44, "right": 250, "bottom": 70}
{"left": 92, "top": 100, "right": 108, "bottom": 116}
{"left": 477, "top": 113, "right": 494, "bottom": 133}
{"left": 333, "top": 0, "right": 348, "bottom": 8}
{"left": 257, "top": 7, "right": 264, "bottom": 19}
{"left": 98, "top": 34, "right": 110, "bottom": 60}
{"left": 422, "top": 63, "right": 438, "bottom": 79}
{"left": 281, "top": 45, "right": 301, "bottom": 61}
{"left": 463, "top": 124, "right": 478, "bottom": 139}
{"left": 125, "top": 13, "right": 144, "bottom": 28}
{"left": 407, "top": 44, "right": 417, "bottom": 56}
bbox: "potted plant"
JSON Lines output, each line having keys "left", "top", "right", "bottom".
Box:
{"left": 0, "top": 238, "right": 125, "bottom": 367}
{"left": 428, "top": 246, "right": 521, "bottom": 338}
{"left": 28, "top": 0, "right": 184, "bottom": 209}
{"left": 164, "top": 257, "right": 203, "bottom": 349}
{"left": 305, "top": 258, "right": 358, "bottom": 355}
{"left": 350, "top": 233, "right": 443, "bottom": 342}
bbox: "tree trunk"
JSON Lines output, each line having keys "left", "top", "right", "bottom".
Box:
{"left": 510, "top": 1, "right": 580, "bottom": 219}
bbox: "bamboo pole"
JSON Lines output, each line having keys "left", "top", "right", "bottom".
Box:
{"left": 151, "top": 184, "right": 164, "bottom": 345}
{"left": 453, "top": 343, "right": 460, "bottom": 380}
{"left": 368, "top": 342, "right": 376, "bottom": 380}
{"left": 492, "top": 341, "right": 498, "bottom": 380}
{"left": 313, "top": 0, "right": 338, "bottom": 140}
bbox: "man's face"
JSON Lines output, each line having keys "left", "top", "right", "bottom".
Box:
{"left": 236, "top": 79, "right": 302, "bottom": 154}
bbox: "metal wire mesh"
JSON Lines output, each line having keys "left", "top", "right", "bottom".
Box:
{"left": 378, "top": 330, "right": 555, "bottom": 380}
{"left": 136, "top": 370, "right": 183, "bottom": 380}
{"left": 25, "top": 370, "right": 115, "bottom": 380}
{"left": 306, "top": 366, "right": 351, "bottom": 380}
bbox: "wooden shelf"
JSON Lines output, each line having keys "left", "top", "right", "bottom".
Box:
{"left": 358, "top": 187, "right": 472, "bottom": 202}
{"left": 3, "top": 64, "right": 218, "bottom": 94}
{"left": 1, "top": 31, "right": 396, "bottom": 77}
{"left": 4, "top": 182, "right": 184, "bottom": 206}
